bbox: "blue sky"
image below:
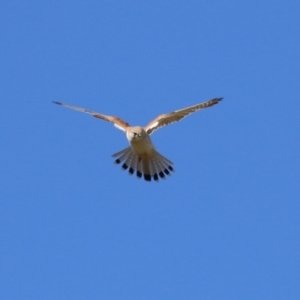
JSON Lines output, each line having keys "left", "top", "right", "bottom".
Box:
{"left": 1, "top": 1, "right": 299, "bottom": 299}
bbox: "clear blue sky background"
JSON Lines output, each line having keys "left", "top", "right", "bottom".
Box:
{"left": 1, "top": 1, "right": 299, "bottom": 299}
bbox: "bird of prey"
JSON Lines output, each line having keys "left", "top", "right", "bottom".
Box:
{"left": 53, "top": 97, "right": 223, "bottom": 182}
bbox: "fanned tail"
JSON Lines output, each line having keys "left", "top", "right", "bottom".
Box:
{"left": 112, "top": 147, "right": 175, "bottom": 182}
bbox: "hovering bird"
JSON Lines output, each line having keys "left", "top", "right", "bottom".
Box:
{"left": 53, "top": 97, "right": 223, "bottom": 182}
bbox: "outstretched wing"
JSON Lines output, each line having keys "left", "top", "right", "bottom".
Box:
{"left": 52, "top": 101, "right": 130, "bottom": 131}
{"left": 144, "top": 97, "right": 223, "bottom": 135}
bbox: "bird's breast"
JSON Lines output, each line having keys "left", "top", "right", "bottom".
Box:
{"left": 130, "top": 135, "right": 155, "bottom": 156}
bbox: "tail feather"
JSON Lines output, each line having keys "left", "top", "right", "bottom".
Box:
{"left": 128, "top": 155, "right": 138, "bottom": 175}
{"left": 112, "top": 147, "right": 175, "bottom": 182}
{"left": 154, "top": 153, "right": 172, "bottom": 176}
{"left": 112, "top": 147, "right": 131, "bottom": 164}
{"left": 112, "top": 147, "right": 131, "bottom": 158}
{"left": 152, "top": 155, "right": 165, "bottom": 179}
{"left": 136, "top": 157, "right": 143, "bottom": 179}
{"left": 122, "top": 151, "right": 135, "bottom": 171}
{"left": 157, "top": 152, "right": 174, "bottom": 166}
{"left": 142, "top": 160, "right": 151, "bottom": 181}
{"left": 149, "top": 157, "right": 159, "bottom": 181}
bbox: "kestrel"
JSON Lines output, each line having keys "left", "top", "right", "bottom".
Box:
{"left": 53, "top": 97, "right": 223, "bottom": 182}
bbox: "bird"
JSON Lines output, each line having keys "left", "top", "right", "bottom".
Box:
{"left": 53, "top": 97, "right": 223, "bottom": 182}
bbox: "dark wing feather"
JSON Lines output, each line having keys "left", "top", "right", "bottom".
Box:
{"left": 144, "top": 97, "right": 223, "bottom": 135}
{"left": 52, "top": 101, "right": 130, "bottom": 131}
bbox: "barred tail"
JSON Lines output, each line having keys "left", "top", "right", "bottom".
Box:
{"left": 112, "top": 147, "right": 174, "bottom": 182}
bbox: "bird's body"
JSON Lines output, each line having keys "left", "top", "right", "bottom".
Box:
{"left": 114, "top": 126, "right": 173, "bottom": 181}
{"left": 53, "top": 97, "right": 223, "bottom": 182}
{"left": 126, "top": 126, "right": 154, "bottom": 156}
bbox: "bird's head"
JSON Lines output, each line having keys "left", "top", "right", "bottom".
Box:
{"left": 126, "top": 127, "right": 146, "bottom": 141}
